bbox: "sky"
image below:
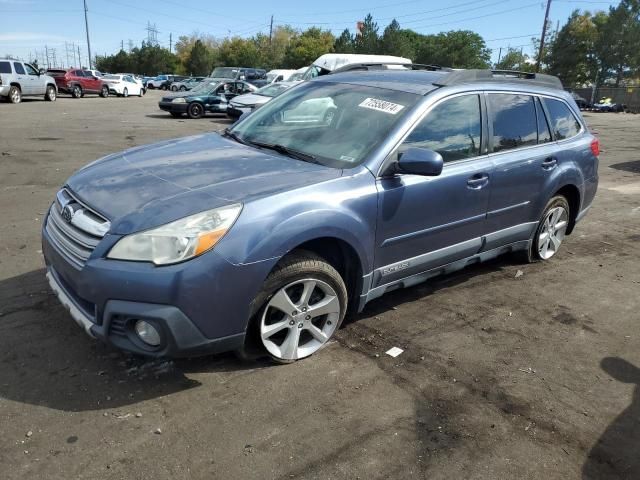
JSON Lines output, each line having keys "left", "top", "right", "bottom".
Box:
{"left": 0, "top": 0, "right": 620, "bottom": 68}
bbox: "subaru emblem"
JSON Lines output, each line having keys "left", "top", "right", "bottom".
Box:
{"left": 62, "top": 205, "right": 74, "bottom": 223}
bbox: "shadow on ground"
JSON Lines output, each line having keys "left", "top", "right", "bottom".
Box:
{"left": 582, "top": 357, "right": 640, "bottom": 479}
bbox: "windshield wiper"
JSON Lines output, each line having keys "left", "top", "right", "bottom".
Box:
{"left": 248, "top": 141, "right": 319, "bottom": 164}
{"left": 221, "top": 128, "right": 250, "bottom": 146}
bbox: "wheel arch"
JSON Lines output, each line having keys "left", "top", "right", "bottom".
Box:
{"left": 553, "top": 184, "right": 581, "bottom": 235}
{"left": 9, "top": 82, "right": 21, "bottom": 90}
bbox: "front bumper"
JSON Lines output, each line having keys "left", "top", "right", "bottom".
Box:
{"left": 159, "top": 101, "right": 188, "bottom": 113}
{"left": 42, "top": 217, "right": 274, "bottom": 358}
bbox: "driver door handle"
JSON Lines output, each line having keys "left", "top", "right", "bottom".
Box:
{"left": 467, "top": 173, "right": 490, "bottom": 190}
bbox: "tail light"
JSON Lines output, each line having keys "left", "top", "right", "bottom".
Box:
{"left": 590, "top": 138, "right": 600, "bottom": 157}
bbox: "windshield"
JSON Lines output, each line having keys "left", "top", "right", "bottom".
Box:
{"left": 211, "top": 67, "right": 238, "bottom": 79}
{"left": 256, "top": 83, "right": 290, "bottom": 98}
{"left": 189, "top": 80, "right": 221, "bottom": 94}
{"left": 230, "top": 81, "right": 419, "bottom": 169}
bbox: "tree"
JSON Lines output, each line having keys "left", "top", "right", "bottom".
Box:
{"left": 380, "top": 19, "right": 415, "bottom": 59}
{"left": 185, "top": 40, "right": 214, "bottom": 76}
{"left": 217, "top": 37, "right": 260, "bottom": 67}
{"left": 283, "top": 27, "right": 335, "bottom": 68}
{"left": 416, "top": 31, "right": 491, "bottom": 68}
{"left": 334, "top": 29, "right": 354, "bottom": 53}
{"left": 496, "top": 48, "right": 533, "bottom": 72}
{"left": 354, "top": 14, "right": 380, "bottom": 54}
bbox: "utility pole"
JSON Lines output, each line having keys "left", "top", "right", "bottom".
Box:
{"left": 83, "top": 0, "right": 93, "bottom": 68}
{"left": 78, "top": 45, "right": 82, "bottom": 68}
{"left": 121, "top": 39, "right": 124, "bottom": 51}
{"left": 269, "top": 15, "right": 274, "bottom": 45}
{"left": 73, "top": 43, "right": 78, "bottom": 67}
{"left": 497, "top": 47, "right": 502, "bottom": 66}
{"left": 536, "top": 0, "right": 552, "bottom": 73}
{"left": 169, "top": 33, "right": 172, "bottom": 53}
{"left": 45, "top": 45, "right": 49, "bottom": 69}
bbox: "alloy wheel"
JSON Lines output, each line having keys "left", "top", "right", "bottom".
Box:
{"left": 9, "top": 87, "right": 21, "bottom": 103}
{"left": 537, "top": 206, "right": 568, "bottom": 260}
{"left": 260, "top": 279, "right": 341, "bottom": 361}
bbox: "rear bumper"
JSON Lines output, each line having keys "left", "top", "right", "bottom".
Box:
{"left": 0, "top": 85, "right": 10, "bottom": 97}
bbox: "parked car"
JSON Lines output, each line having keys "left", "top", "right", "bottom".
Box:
{"left": 158, "top": 79, "right": 258, "bottom": 118}
{"left": 227, "top": 81, "right": 299, "bottom": 119}
{"left": 86, "top": 69, "right": 104, "bottom": 78}
{"left": 43, "top": 68, "right": 598, "bottom": 362}
{"left": 210, "top": 67, "right": 267, "bottom": 83}
{"left": 47, "top": 68, "right": 109, "bottom": 98}
{"left": 160, "top": 75, "right": 187, "bottom": 91}
{"left": 146, "top": 75, "right": 170, "bottom": 89}
{"left": 266, "top": 69, "right": 297, "bottom": 84}
{"left": 288, "top": 66, "right": 309, "bottom": 81}
{"left": 0, "top": 58, "right": 57, "bottom": 103}
{"left": 593, "top": 96, "right": 626, "bottom": 112}
{"left": 171, "top": 77, "right": 204, "bottom": 92}
{"left": 570, "top": 91, "right": 590, "bottom": 109}
{"left": 102, "top": 74, "right": 145, "bottom": 97}
{"left": 302, "top": 53, "right": 412, "bottom": 80}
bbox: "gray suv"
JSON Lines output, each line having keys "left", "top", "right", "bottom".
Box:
{"left": 0, "top": 59, "right": 57, "bottom": 103}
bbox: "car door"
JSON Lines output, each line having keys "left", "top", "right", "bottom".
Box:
{"left": 373, "top": 93, "right": 493, "bottom": 288}
{"left": 483, "top": 93, "right": 556, "bottom": 249}
{"left": 12, "top": 62, "right": 30, "bottom": 94}
{"left": 23, "top": 63, "right": 44, "bottom": 94}
{"left": 72, "top": 70, "right": 85, "bottom": 91}
{"left": 83, "top": 70, "right": 99, "bottom": 93}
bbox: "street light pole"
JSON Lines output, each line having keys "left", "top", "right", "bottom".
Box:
{"left": 83, "top": 0, "right": 93, "bottom": 69}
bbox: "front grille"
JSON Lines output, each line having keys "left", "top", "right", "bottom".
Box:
{"left": 45, "top": 188, "right": 110, "bottom": 268}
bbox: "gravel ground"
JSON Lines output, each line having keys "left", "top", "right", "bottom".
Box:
{"left": 0, "top": 91, "right": 638, "bottom": 479}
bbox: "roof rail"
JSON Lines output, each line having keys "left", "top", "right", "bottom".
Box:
{"left": 433, "top": 69, "right": 563, "bottom": 89}
{"left": 331, "top": 62, "right": 452, "bottom": 74}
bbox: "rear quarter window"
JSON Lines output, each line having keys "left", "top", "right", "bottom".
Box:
{"left": 543, "top": 98, "right": 582, "bottom": 140}
{"left": 0, "top": 61, "right": 12, "bottom": 74}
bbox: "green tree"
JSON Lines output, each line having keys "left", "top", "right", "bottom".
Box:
{"left": 283, "top": 27, "right": 335, "bottom": 68}
{"left": 334, "top": 29, "right": 354, "bottom": 53}
{"left": 217, "top": 37, "right": 261, "bottom": 67}
{"left": 380, "top": 19, "right": 415, "bottom": 59}
{"left": 354, "top": 14, "right": 380, "bottom": 54}
{"left": 185, "top": 40, "right": 214, "bottom": 76}
{"left": 417, "top": 31, "right": 491, "bottom": 68}
{"left": 495, "top": 48, "right": 533, "bottom": 71}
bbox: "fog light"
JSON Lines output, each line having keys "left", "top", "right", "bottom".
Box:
{"left": 134, "top": 320, "right": 161, "bottom": 347}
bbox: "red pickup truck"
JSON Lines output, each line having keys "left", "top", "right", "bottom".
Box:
{"left": 46, "top": 69, "right": 109, "bottom": 98}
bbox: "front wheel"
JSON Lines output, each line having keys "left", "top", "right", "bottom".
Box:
{"left": 100, "top": 85, "right": 109, "bottom": 97}
{"left": 245, "top": 251, "right": 347, "bottom": 364}
{"left": 123, "top": 87, "right": 128, "bottom": 98}
{"left": 138, "top": 87, "right": 144, "bottom": 97}
{"left": 187, "top": 102, "right": 204, "bottom": 119}
{"left": 45, "top": 85, "right": 56, "bottom": 101}
{"left": 526, "top": 196, "right": 570, "bottom": 262}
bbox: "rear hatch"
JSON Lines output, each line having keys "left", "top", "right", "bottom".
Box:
{"left": 47, "top": 69, "right": 67, "bottom": 88}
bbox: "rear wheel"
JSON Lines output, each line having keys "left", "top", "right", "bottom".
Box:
{"left": 179, "top": 86, "right": 187, "bottom": 91}
{"left": 187, "top": 102, "right": 204, "bottom": 119}
{"left": 244, "top": 251, "right": 347, "bottom": 364}
{"left": 8, "top": 86, "right": 21, "bottom": 103}
{"left": 72, "top": 85, "right": 82, "bottom": 98}
{"left": 45, "top": 85, "right": 56, "bottom": 101}
{"left": 171, "top": 85, "right": 177, "bottom": 91}
{"left": 100, "top": 85, "right": 109, "bottom": 97}
{"left": 525, "top": 196, "right": 571, "bottom": 262}
{"left": 138, "top": 87, "right": 144, "bottom": 97}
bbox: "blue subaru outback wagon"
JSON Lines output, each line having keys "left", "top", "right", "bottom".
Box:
{"left": 42, "top": 68, "right": 599, "bottom": 363}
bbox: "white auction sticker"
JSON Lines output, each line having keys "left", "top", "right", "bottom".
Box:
{"left": 358, "top": 98, "right": 405, "bottom": 115}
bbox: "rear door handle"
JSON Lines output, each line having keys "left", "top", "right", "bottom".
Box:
{"left": 542, "top": 157, "right": 558, "bottom": 170}
{"left": 467, "top": 173, "right": 490, "bottom": 189}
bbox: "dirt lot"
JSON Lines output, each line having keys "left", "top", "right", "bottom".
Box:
{"left": 0, "top": 91, "right": 639, "bottom": 479}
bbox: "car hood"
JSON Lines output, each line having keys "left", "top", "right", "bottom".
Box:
{"left": 66, "top": 133, "right": 341, "bottom": 234}
{"left": 232, "top": 93, "right": 270, "bottom": 106}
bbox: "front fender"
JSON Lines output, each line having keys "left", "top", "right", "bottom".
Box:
{"left": 215, "top": 168, "right": 378, "bottom": 273}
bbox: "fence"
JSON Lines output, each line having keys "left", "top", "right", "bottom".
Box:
{"left": 571, "top": 86, "right": 640, "bottom": 113}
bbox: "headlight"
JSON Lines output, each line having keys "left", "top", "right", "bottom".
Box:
{"left": 107, "top": 204, "right": 242, "bottom": 265}
{"left": 172, "top": 97, "right": 186, "bottom": 103}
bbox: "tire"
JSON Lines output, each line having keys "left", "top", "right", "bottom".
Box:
{"left": 72, "top": 85, "right": 82, "bottom": 98}
{"left": 171, "top": 85, "right": 177, "bottom": 91}
{"left": 170, "top": 112, "right": 182, "bottom": 118}
{"left": 45, "top": 85, "right": 56, "bottom": 101}
{"left": 100, "top": 85, "right": 109, "bottom": 98}
{"left": 8, "top": 85, "right": 21, "bottom": 103}
{"left": 187, "top": 102, "right": 204, "bottom": 119}
{"left": 138, "top": 87, "right": 144, "bottom": 97}
{"left": 161, "top": 85, "right": 167, "bottom": 91}
{"left": 524, "top": 195, "right": 571, "bottom": 263}
{"left": 123, "top": 87, "right": 128, "bottom": 98}
{"left": 179, "top": 86, "right": 187, "bottom": 91}
{"left": 243, "top": 251, "right": 348, "bottom": 364}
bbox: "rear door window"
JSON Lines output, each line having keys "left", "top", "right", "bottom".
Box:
{"left": 536, "top": 97, "right": 552, "bottom": 144}
{"left": 13, "top": 62, "right": 25, "bottom": 75}
{"left": 488, "top": 94, "right": 537, "bottom": 152}
{"left": 73, "top": 70, "right": 84, "bottom": 77}
{"left": 0, "top": 61, "right": 11, "bottom": 74}
{"left": 543, "top": 98, "right": 581, "bottom": 140}
{"left": 401, "top": 94, "right": 482, "bottom": 163}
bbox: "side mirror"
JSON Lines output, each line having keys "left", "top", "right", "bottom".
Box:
{"left": 396, "top": 148, "right": 443, "bottom": 176}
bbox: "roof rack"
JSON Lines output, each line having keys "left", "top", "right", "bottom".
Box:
{"left": 331, "top": 62, "right": 452, "bottom": 74}
{"left": 433, "top": 69, "right": 563, "bottom": 89}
